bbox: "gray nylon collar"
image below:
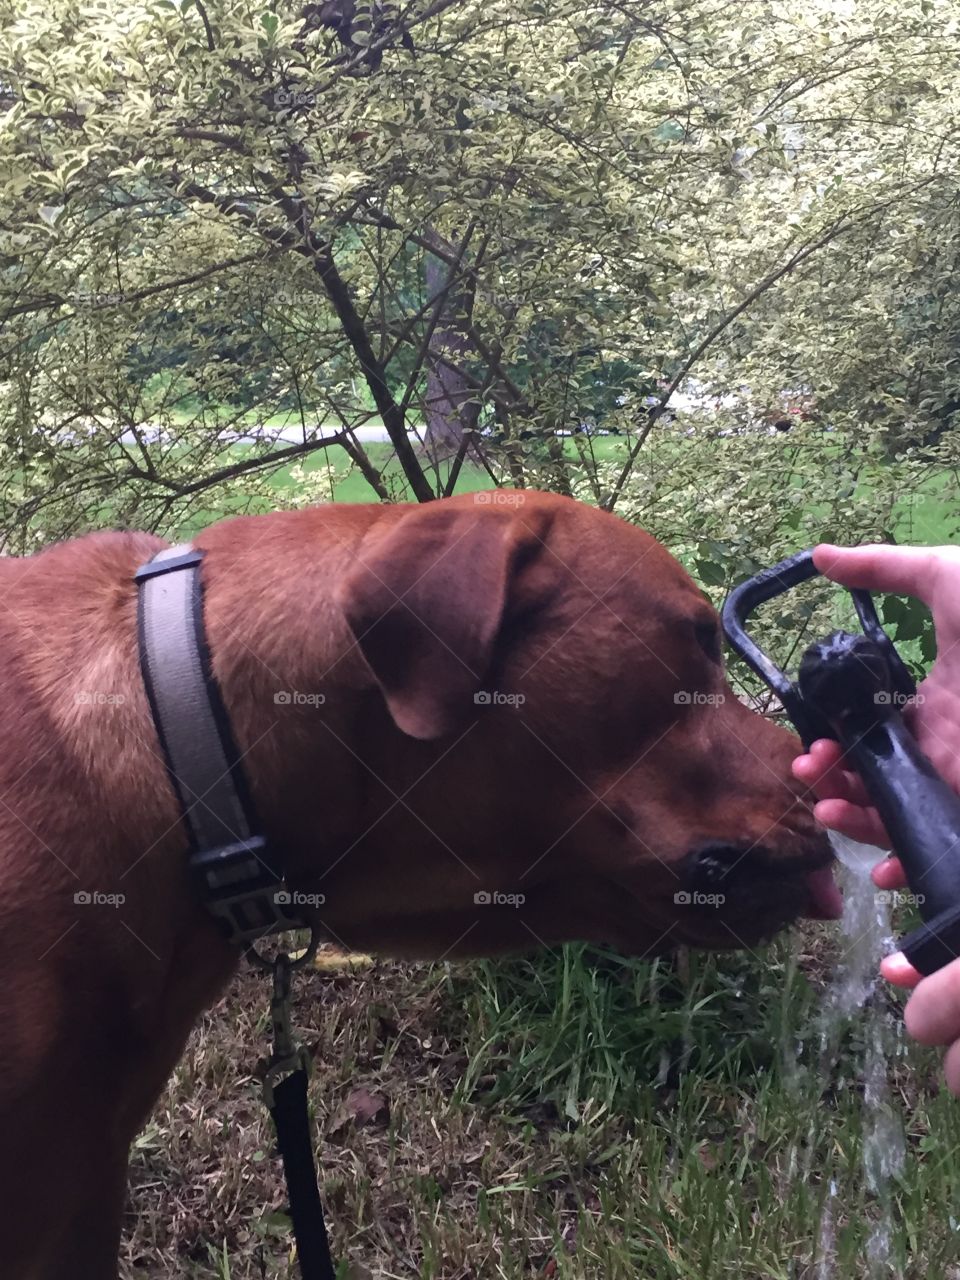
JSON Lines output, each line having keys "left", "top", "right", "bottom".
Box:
{"left": 135, "top": 542, "right": 310, "bottom": 947}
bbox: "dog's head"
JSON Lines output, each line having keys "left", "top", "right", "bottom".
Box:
{"left": 214, "top": 492, "right": 836, "bottom": 960}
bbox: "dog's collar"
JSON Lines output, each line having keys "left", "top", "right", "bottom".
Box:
{"left": 135, "top": 543, "right": 309, "bottom": 948}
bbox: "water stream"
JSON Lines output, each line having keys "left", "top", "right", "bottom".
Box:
{"left": 812, "top": 832, "right": 907, "bottom": 1278}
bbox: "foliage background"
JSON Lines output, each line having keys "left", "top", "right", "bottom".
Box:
{"left": 3, "top": 0, "right": 960, "bottom": 1276}
{"left": 2, "top": 0, "right": 960, "bottom": 548}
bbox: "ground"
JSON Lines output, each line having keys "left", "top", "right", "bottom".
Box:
{"left": 121, "top": 919, "right": 960, "bottom": 1280}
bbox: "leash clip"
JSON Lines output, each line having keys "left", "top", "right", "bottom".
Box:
{"left": 259, "top": 953, "right": 312, "bottom": 1110}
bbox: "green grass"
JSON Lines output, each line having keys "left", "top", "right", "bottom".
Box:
{"left": 451, "top": 939, "right": 960, "bottom": 1280}
{"left": 274, "top": 440, "right": 495, "bottom": 505}
{"left": 123, "top": 931, "right": 960, "bottom": 1279}
{"left": 257, "top": 434, "right": 626, "bottom": 505}
{"left": 165, "top": 433, "right": 630, "bottom": 537}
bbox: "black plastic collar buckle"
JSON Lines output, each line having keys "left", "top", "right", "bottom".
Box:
{"left": 190, "top": 837, "right": 301, "bottom": 945}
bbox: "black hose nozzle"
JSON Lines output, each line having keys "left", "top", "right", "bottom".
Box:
{"left": 797, "top": 631, "right": 960, "bottom": 975}
{"left": 721, "top": 549, "right": 960, "bottom": 975}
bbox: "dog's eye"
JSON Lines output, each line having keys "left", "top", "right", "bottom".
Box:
{"left": 695, "top": 621, "right": 723, "bottom": 665}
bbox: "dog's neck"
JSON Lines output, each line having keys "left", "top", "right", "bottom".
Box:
{"left": 0, "top": 514, "right": 385, "bottom": 1088}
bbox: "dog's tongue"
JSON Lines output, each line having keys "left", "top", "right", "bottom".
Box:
{"left": 804, "top": 865, "right": 844, "bottom": 920}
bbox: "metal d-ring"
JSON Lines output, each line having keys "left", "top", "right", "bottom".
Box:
{"left": 245, "top": 924, "right": 320, "bottom": 973}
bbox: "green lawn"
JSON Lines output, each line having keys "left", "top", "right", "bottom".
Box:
{"left": 189, "top": 428, "right": 960, "bottom": 545}
{"left": 262, "top": 434, "right": 627, "bottom": 504}
{"left": 124, "top": 926, "right": 960, "bottom": 1279}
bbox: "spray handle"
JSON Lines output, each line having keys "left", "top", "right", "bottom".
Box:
{"left": 796, "top": 634, "right": 960, "bottom": 976}
{"left": 721, "top": 550, "right": 914, "bottom": 748}
{"left": 721, "top": 550, "right": 959, "bottom": 975}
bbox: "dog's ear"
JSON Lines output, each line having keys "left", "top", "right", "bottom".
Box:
{"left": 338, "top": 500, "right": 550, "bottom": 740}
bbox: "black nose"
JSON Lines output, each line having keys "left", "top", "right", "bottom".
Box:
{"left": 686, "top": 842, "right": 752, "bottom": 891}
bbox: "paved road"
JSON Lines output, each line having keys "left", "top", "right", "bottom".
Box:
{"left": 120, "top": 422, "right": 400, "bottom": 446}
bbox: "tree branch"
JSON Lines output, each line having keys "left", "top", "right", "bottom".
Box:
{"left": 1, "top": 252, "right": 268, "bottom": 321}
{"left": 311, "top": 245, "right": 434, "bottom": 501}
{"left": 128, "top": 432, "right": 347, "bottom": 497}
{"left": 176, "top": 177, "right": 433, "bottom": 501}
{"left": 193, "top": 0, "right": 216, "bottom": 51}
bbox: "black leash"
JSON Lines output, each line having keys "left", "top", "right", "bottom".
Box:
{"left": 260, "top": 954, "right": 336, "bottom": 1280}
{"left": 135, "top": 543, "right": 337, "bottom": 1280}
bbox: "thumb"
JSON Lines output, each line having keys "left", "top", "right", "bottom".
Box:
{"left": 813, "top": 543, "right": 943, "bottom": 605}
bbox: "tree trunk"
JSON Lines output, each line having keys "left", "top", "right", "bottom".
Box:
{"left": 421, "top": 252, "right": 480, "bottom": 467}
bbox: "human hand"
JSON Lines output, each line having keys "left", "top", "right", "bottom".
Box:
{"left": 792, "top": 542, "right": 960, "bottom": 1091}
{"left": 793, "top": 542, "right": 960, "bottom": 844}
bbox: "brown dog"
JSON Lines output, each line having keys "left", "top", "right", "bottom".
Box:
{"left": 0, "top": 491, "right": 835, "bottom": 1278}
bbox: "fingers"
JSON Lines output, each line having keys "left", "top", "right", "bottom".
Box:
{"left": 886, "top": 957, "right": 960, "bottom": 1098}
{"left": 793, "top": 739, "right": 872, "bottom": 806}
{"left": 813, "top": 543, "right": 942, "bottom": 604}
{"left": 872, "top": 856, "right": 906, "bottom": 890}
{"left": 793, "top": 738, "right": 889, "bottom": 844}
{"left": 880, "top": 950, "right": 922, "bottom": 987}
{"left": 811, "top": 797, "right": 889, "bottom": 847}
{"left": 943, "top": 1040, "right": 960, "bottom": 1097}
{"left": 903, "top": 959, "right": 960, "bottom": 1044}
